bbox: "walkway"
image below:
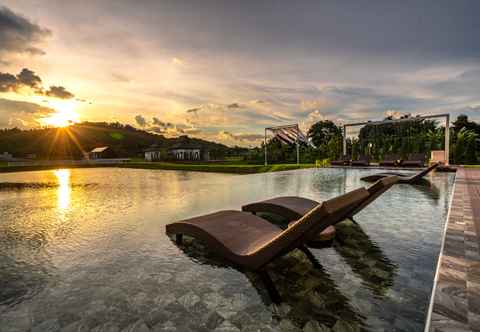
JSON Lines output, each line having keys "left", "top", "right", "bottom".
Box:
{"left": 428, "top": 167, "right": 480, "bottom": 331}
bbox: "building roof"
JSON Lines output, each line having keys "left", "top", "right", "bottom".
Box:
{"left": 90, "top": 146, "right": 109, "bottom": 153}
{"left": 144, "top": 144, "right": 162, "bottom": 152}
{"left": 168, "top": 143, "right": 202, "bottom": 150}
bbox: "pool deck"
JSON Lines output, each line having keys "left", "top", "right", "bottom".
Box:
{"left": 428, "top": 167, "right": 480, "bottom": 331}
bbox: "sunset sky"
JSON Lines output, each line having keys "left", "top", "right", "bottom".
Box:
{"left": 1, "top": 1, "right": 479, "bottom": 146}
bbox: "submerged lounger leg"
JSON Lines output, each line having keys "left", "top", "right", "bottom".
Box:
{"left": 347, "top": 216, "right": 358, "bottom": 224}
{"left": 259, "top": 270, "right": 281, "bottom": 304}
{"left": 299, "top": 246, "right": 322, "bottom": 269}
{"left": 175, "top": 234, "right": 183, "bottom": 245}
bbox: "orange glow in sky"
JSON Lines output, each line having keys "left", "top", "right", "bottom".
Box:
{"left": 42, "top": 100, "right": 80, "bottom": 127}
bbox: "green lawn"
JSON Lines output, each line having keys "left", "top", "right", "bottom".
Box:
{"left": 0, "top": 161, "right": 316, "bottom": 174}
{"left": 120, "top": 162, "right": 315, "bottom": 174}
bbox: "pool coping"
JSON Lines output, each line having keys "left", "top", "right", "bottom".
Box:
{"left": 426, "top": 167, "right": 480, "bottom": 331}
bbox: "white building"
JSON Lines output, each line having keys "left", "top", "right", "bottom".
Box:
{"left": 168, "top": 143, "right": 208, "bottom": 161}
{"left": 88, "top": 146, "right": 114, "bottom": 159}
{"left": 0, "top": 152, "right": 13, "bottom": 161}
{"left": 144, "top": 145, "right": 162, "bottom": 161}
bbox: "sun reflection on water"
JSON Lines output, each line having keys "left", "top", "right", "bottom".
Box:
{"left": 54, "top": 169, "right": 71, "bottom": 210}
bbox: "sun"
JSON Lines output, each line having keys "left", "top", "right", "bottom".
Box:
{"left": 43, "top": 100, "right": 80, "bottom": 127}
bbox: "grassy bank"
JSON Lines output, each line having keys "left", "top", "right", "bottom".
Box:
{"left": 120, "top": 162, "right": 315, "bottom": 174}
{"left": 0, "top": 162, "right": 316, "bottom": 174}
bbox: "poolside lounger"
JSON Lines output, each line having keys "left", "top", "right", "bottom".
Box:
{"left": 402, "top": 153, "right": 426, "bottom": 167}
{"left": 166, "top": 187, "right": 370, "bottom": 302}
{"left": 360, "top": 162, "right": 439, "bottom": 184}
{"left": 242, "top": 176, "right": 399, "bottom": 229}
{"left": 331, "top": 155, "right": 350, "bottom": 166}
{"left": 379, "top": 154, "right": 401, "bottom": 167}
{"left": 351, "top": 155, "right": 370, "bottom": 166}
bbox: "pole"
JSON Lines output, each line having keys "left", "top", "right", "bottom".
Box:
{"left": 296, "top": 124, "right": 300, "bottom": 165}
{"left": 343, "top": 125, "right": 347, "bottom": 156}
{"left": 445, "top": 114, "right": 450, "bottom": 165}
{"left": 264, "top": 128, "right": 268, "bottom": 166}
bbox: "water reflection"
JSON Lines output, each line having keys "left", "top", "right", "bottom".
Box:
{"left": 175, "top": 235, "right": 366, "bottom": 330}
{"left": 333, "top": 221, "right": 397, "bottom": 297}
{"left": 0, "top": 168, "right": 454, "bottom": 331}
{"left": 54, "top": 169, "right": 71, "bottom": 210}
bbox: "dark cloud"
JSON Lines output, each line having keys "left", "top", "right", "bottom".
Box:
{"left": 16, "top": 68, "right": 43, "bottom": 93}
{"left": 227, "top": 103, "right": 242, "bottom": 109}
{"left": 82, "top": 1, "right": 478, "bottom": 62}
{"left": 134, "top": 114, "right": 147, "bottom": 127}
{"left": 45, "top": 86, "right": 75, "bottom": 99}
{"left": 186, "top": 107, "right": 200, "bottom": 114}
{"left": 0, "top": 68, "right": 75, "bottom": 99}
{"left": 221, "top": 130, "right": 263, "bottom": 142}
{"left": 0, "top": 72, "right": 17, "bottom": 92}
{"left": 152, "top": 117, "right": 164, "bottom": 126}
{"left": 0, "top": 97, "right": 55, "bottom": 128}
{"left": 0, "top": 6, "right": 51, "bottom": 56}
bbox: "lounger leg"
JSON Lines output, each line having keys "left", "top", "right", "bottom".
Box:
{"left": 299, "top": 246, "right": 322, "bottom": 269}
{"left": 259, "top": 270, "right": 281, "bottom": 304}
{"left": 175, "top": 234, "right": 183, "bottom": 245}
{"left": 334, "top": 234, "right": 345, "bottom": 246}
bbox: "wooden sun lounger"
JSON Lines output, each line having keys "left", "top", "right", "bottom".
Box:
{"left": 402, "top": 153, "right": 426, "bottom": 167}
{"left": 166, "top": 188, "right": 370, "bottom": 302}
{"left": 242, "top": 176, "right": 398, "bottom": 226}
{"left": 331, "top": 155, "right": 350, "bottom": 166}
{"left": 360, "top": 163, "right": 439, "bottom": 184}
{"left": 351, "top": 155, "right": 370, "bottom": 166}
{"left": 379, "top": 154, "right": 401, "bottom": 167}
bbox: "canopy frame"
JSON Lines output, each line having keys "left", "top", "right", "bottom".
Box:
{"left": 342, "top": 114, "right": 450, "bottom": 165}
{"left": 264, "top": 124, "right": 301, "bottom": 166}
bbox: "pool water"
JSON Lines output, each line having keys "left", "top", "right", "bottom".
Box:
{"left": 0, "top": 168, "right": 454, "bottom": 331}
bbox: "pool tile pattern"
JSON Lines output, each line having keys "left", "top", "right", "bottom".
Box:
{"left": 429, "top": 167, "right": 480, "bottom": 331}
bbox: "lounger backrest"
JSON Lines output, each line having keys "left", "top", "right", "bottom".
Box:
{"left": 349, "top": 176, "right": 398, "bottom": 216}
{"left": 410, "top": 162, "right": 439, "bottom": 181}
{"left": 408, "top": 153, "right": 425, "bottom": 162}
{"left": 384, "top": 154, "right": 400, "bottom": 161}
{"left": 251, "top": 188, "right": 369, "bottom": 258}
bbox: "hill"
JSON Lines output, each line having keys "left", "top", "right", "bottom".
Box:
{"left": 0, "top": 122, "right": 237, "bottom": 160}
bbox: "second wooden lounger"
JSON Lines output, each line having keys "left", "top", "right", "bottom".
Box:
{"left": 166, "top": 187, "right": 369, "bottom": 302}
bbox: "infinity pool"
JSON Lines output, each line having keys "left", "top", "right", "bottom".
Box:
{"left": 0, "top": 168, "right": 454, "bottom": 331}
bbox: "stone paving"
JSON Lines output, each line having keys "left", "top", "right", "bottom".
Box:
{"left": 428, "top": 167, "right": 480, "bottom": 331}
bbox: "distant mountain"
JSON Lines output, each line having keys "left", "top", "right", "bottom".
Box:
{"left": 0, "top": 122, "right": 237, "bottom": 160}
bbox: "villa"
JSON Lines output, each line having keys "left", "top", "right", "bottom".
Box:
{"left": 88, "top": 146, "right": 115, "bottom": 159}
{"left": 168, "top": 143, "right": 209, "bottom": 161}
{"left": 144, "top": 144, "right": 162, "bottom": 161}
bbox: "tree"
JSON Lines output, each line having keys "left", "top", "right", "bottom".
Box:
{"left": 307, "top": 120, "right": 342, "bottom": 148}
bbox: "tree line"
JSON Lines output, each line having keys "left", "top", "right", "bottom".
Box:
{"left": 253, "top": 114, "right": 479, "bottom": 165}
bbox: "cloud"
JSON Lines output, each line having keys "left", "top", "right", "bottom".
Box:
{"left": 134, "top": 114, "right": 147, "bottom": 127}
{"left": 16, "top": 68, "right": 43, "bottom": 92}
{"left": 219, "top": 131, "right": 263, "bottom": 142}
{"left": 0, "top": 6, "right": 51, "bottom": 56}
{"left": 0, "top": 68, "right": 75, "bottom": 99}
{"left": 0, "top": 72, "right": 18, "bottom": 92}
{"left": 429, "top": 68, "right": 480, "bottom": 98}
{"left": 227, "top": 103, "right": 242, "bottom": 109}
{"left": 186, "top": 107, "right": 201, "bottom": 114}
{"left": 0, "top": 97, "right": 55, "bottom": 128}
{"left": 172, "top": 57, "right": 184, "bottom": 65}
{"left": 152, "top": 117, "right": 163, "bottom": 126}
{"left": 45, "top": 86, "right": 75, "bottom": 99}
{"left": 111, "top": 72, "right": 131, "bottom": 83}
